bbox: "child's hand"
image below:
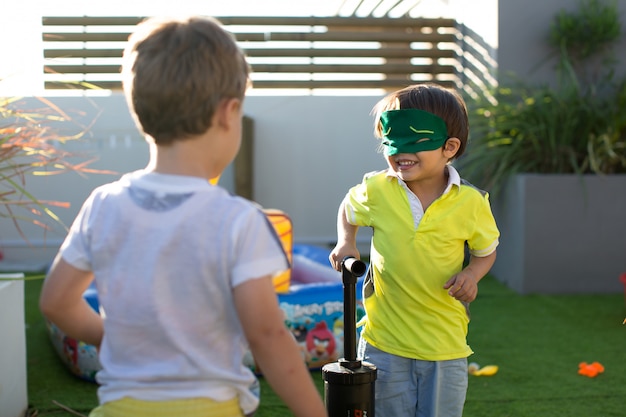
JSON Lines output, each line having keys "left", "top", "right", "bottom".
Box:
{"left": 328, "top": 244, "right": 360, "bottom": 272}
{"left": 443, "top": 270, "right": 478, "bottom": 302}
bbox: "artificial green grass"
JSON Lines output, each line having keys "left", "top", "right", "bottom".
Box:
{"left": 464, "top": 278, "right": 626, "bottom": 417}
{"left": 25, "top": 275, "right": 626, "bottom": 416}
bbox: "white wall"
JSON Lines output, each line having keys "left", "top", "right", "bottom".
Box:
{"left": 0, "top": 94, "right": 384, "bottom": 270}
{"left": 244, "top": 96, "right": 383, "bottom": 248}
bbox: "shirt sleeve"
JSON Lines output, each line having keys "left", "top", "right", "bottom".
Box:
{"left": 467, "top": 192, "right": 500, "bottom": 257}
{"left": 58, "top": 192, "right": 97, "bottom": 271}
{"left": 345, "top": 174, "right": 374, "bottom": 227}
{"left": 230, "top": 206, "right": 290, "bottom": 288}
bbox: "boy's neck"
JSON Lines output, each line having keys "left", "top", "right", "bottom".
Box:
{"left": 405, "top": 170, "right": 449, "bottom": 210}
{"left": 146, "top": 134, "right": 221, "bottom": 181}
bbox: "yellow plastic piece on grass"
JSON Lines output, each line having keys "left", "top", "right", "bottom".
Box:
{"left": 474, "top": 365, "right": 499, "bottom": 376}
{"left": 469, "top": 363, "right": 499, "bottom": 376}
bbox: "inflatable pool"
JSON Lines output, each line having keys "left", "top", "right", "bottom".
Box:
{"left": 47, "top": 241, "right": 365, "bottom": 381}
{"left": 245, "top": 245, "right": 365, "bottom": 374}
{"left": 47, "top": 284, "right": 101, "bottom": 382}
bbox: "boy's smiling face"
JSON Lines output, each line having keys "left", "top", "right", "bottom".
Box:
{"left": 386, "top": 147, "right": 451, "bottom": 183}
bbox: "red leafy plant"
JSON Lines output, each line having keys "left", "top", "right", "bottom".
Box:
{"left": 0, "top": 96, "right": 110, "bottom": 240}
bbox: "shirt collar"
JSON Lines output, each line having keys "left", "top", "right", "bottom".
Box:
{"left": 386, "top": 165, "right": 461, "bottom": 194}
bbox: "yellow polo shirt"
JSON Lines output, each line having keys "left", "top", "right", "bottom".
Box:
{"left": 345, "top": 168, "right": 499, "bottom": 360}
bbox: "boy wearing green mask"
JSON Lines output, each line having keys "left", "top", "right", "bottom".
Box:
{"left": 330, "top": 83, "right": 500, "bottom": 417}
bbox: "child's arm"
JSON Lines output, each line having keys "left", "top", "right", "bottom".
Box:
{"left": 234, "top": 276, "right": 327, "bottom": 417}
{"left": 443, "top": 251, "right": 497, "bottom": 303}
{"left": 329, "top": 198, "right": 361, "bottom": 271}
{"left": 39, "top": 255, "right": 103, "bottom": 348}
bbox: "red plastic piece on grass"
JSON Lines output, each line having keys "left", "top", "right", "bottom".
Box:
{"left": 578, "top": 362, "right": 604, "bottom": 378}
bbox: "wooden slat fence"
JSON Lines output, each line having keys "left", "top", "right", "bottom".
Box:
{"left": 456, "top": 24, "right": 498, "bottom": 102}
{"left": 41, "top": 16, "right": 495, "bottom": 94}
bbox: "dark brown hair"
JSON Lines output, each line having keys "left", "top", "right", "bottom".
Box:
{"left": 372, "top": 83, "right": 469, "bottom": 159}
{"left": 122, "top": 16, "right": 250, "bottom": 145}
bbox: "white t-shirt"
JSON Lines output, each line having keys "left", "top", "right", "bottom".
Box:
{"left": 60, "top": 170, "right": 289, "bottom": 414}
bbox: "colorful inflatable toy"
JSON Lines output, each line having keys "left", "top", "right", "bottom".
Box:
{"left": 46, "top": 284, "right": 101, "bottom": 382}
{"left": 46, "top": 209, "right": 366, "bottom": 382}
{"left": 246, "top": 261, "right": 365, "bottom": 374}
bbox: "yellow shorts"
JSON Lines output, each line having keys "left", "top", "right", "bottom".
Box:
{"left": 89, "top": 396, "right": 245, "bottom": 417}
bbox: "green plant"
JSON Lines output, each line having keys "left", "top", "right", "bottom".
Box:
{"left": 460, "top": 0, "right": 626, "bottom": 193}
{"left": 549, "top": 0, "right": 621, "bottom": 56}
{"left": 0, "top": 96, "right": 105, "bottom": 240}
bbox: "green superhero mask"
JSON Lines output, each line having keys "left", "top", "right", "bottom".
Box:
{"left": 380, "top": 109, "right": 448, "bottom": 156}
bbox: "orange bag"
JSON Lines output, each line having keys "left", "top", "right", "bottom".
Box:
{"left": 264, "top": 209, "right": 292, "bottom": 293}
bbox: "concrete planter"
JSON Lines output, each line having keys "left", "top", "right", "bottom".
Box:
{"left": 490, "top": 174, "right": 626, "bottom": 294}
{"left": 0, "top": 275, "right": 28, "bottom": 417}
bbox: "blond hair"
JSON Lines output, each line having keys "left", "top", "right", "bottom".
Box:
{"left": 122, "top": 16, "right": 250, "bottom": 145}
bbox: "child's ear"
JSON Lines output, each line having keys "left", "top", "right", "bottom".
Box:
{"left": 443, "top": 137, "right": 461, "bottom": 158}
{"left": 216, "top": 98, "right": 242, "bottom": 130}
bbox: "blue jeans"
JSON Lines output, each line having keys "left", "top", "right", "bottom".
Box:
{"left": 358, "top": 339, "right": 468, "bottom": 417}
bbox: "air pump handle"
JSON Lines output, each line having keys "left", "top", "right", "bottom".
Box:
{"left": 341, "top": 256, "right": 367, "bottom": 369}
